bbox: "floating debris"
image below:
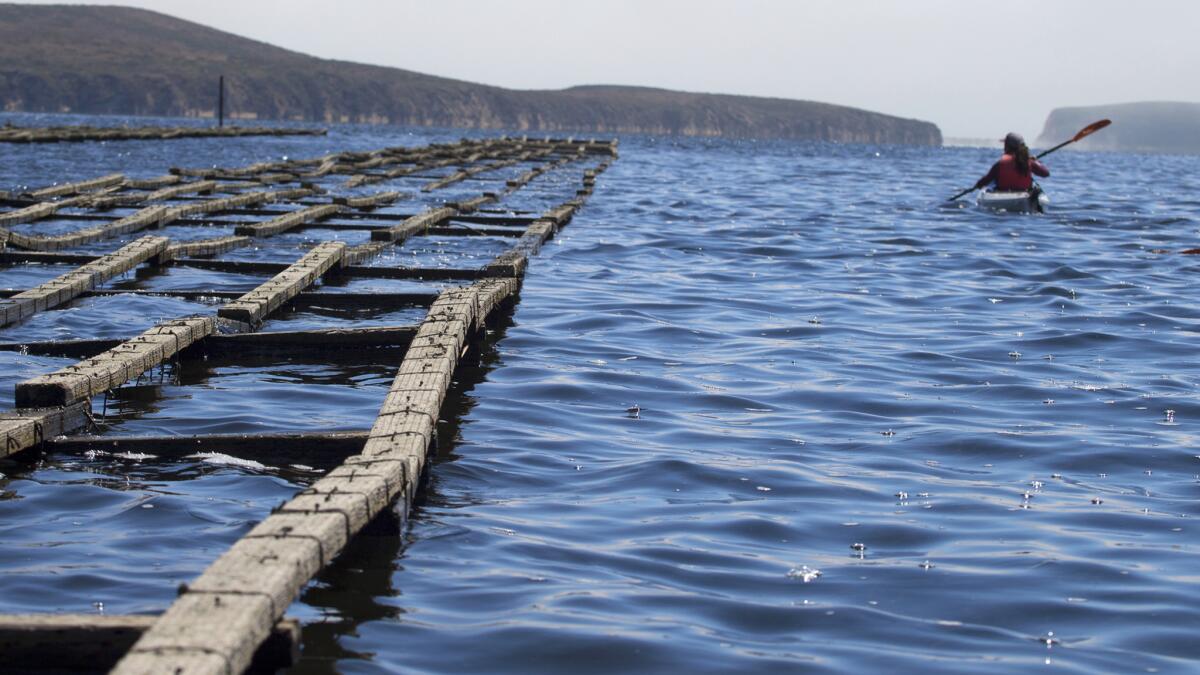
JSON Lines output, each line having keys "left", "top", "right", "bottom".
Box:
{"left": 786, "top": 565, "right": 822, "bottom": 583}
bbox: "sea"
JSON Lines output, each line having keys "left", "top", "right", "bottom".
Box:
{"left": 1, "top": 113, "right": 1198, "bottom": 674}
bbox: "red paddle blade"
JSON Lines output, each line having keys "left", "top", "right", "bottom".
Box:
{"left": 1073, "top": 119, "right": 1112, "bottom": 142}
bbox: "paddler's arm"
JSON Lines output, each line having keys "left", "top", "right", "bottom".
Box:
{"left": 1031, "top": 159, "right": 1050, "bottom": 177}
{"left": 974, "top": 162, "right": 999, "bottom": 190}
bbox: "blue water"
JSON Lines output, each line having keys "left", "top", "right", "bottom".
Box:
{"left": 2, "top": 113, "right": 1199, "bottom": 673}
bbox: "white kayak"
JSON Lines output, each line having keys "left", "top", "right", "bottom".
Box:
{"left": 977, "top": 188, "right": 1048, "bottom": 213}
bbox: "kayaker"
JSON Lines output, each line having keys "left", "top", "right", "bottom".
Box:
{"left": 973, "top": 132, "right": 1049, "bottom": 192}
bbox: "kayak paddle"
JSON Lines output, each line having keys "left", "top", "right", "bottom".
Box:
{"left": 947, "top": 118, "right": 1113, "bottom": 202}
{"left": 1035, "top": 118, "right": 1112, "bottom": 159}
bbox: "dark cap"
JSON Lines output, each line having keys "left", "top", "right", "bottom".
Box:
{"left": 1003, "top": 132, "right": 1025, "bottom": 152}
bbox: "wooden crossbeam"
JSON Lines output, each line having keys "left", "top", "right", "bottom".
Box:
{"left": 25, "top": 173, "right": 126, "bottom": 199}
{"left": 111, "top": 280, "right": 519, "bottom": 675}
{"left": 158, "top": 235, "right": 252, "bottom": 262}
{"left": 15, "top": 316, "right": 215, "bottom": 408}
{"left": 217, "top": 242, "right": 346, "bottom": 325}
{"left": 0, "top": 403, "right": 91, "bottom": 459}
{"left": 0, "top": 236, "right": 168, "bottom": 327}
{"left": 370, "top": 206, "right": 457, "bottom": 242}
{"left": 234, "top": 203, "right": 345, "bottom": 237}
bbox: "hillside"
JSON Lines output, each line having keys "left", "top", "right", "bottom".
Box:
{"left": 1038, "top": 102, "right": 1200, "bottom": 154}
{"left": 0, "top": 4, "right": 942, "bottom": 145}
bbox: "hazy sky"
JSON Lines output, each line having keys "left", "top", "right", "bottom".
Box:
{"left": 20, "top": 0, "right": 1200, "bottom": 138}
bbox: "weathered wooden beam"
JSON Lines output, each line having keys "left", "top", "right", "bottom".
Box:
{"left": 85, "top": 179, "right": 218, "bottom": 210}
{"left": 158, "top": 235, "right": 252, "bottom": 262}
{"left": 125, "top": 174, "right": 183, "bottom": 190}
{"left": 5, "top": 205, "right": 170, "bottom": 252}
{"left": 16, "top": 316, "right": 215, "bottom": 408}
{"left": 234, "top": 203, "right": 345, "bottom": 237}
{"left": 482, "top": 221, "right": 556, "bottom": 277}
{"left": 161, "top": 188, "right": 310, "bottom": 221}
{"left": 0, "top": 236, "right": 169, "bottom": 327}
{"left": 111, "top": 280, "right": 522, "bottom": 675}
{"left": 370, "top": 206, "right": 458, "bottom": 242}
{"left": 0, "top": 613, "right": 299, "bottom": 673}
{"left": 343, "top": 241, "right": 393, "bottom": 266}
{"left": 0, "top": 403, "right": 91, "bottom": 459}
{"left": 0, "top": 201, "right": 61, "bottom": 227}
{"left": 217, "top": 242, "right": 346, "bottom": 325}
{"left": 332, "top": 190, "right": 404, "bottom": 209}
{"left": 450, "top": 193, "right": 498, "bottom": 214}
{"left": 25, "top": 173, "right": 126, "bottom": 199}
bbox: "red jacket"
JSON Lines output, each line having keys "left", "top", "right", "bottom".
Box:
{"left": 978, "top": 154, "right": 1050, "bottom": 191}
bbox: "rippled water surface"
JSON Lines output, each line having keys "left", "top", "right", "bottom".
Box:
{"left": 2, "top": 114, "right": 1199, "bottom": 673}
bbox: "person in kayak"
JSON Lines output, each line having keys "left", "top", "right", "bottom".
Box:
{"left": 973, "top": 132, "right": 1049, "bottom": 192}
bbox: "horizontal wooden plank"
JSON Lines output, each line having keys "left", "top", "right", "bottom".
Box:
{"left": 217, "top": 242, "right": 346, "bottom": 325}
{"left": 16, "top": 316, "right": 215, "bottom": 407}
{"left": 48, "top": 431, "right": 367, "bottom": 468}
{"left": 159, "top": 235, "right": 252, "bottom": 262}
{"left": 234, "top": 203, "right": 345, "bottom": 237}
{"left": 0, "top": 236, "right": 169, "bottom": 327}
{"left": 333, "top": 190, "right": 404, "bottom": 209}
{"left": 0, "top": 403, "right": 91, "bottom": 459}
{"left": 5, "top": 205, "right": 171, "bottom": 252}
{"left": 370, "top": 206, "right": 458, "bottom": 242}
{"left": 26, "top": 172, "right": 125, "bottom": 199}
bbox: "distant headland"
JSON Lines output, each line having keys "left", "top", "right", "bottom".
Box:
{"left": 1038, "top": 102, "right": 1200, "bottom": 154}
{"left": 0, "top": 4, "right": 942, "bottom": 146}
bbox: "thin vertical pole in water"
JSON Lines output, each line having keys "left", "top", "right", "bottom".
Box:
{"left": 217, "top": 75, "right": 225, "bottom": 128}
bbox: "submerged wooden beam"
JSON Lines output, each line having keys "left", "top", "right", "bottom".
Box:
{"left": 199, "top": 325, "right": 418, "bottom": 356}
{"left": 0, "top": 236, "right": 168, "bottom": 327}
{"left": 48, "top": 431, "right": 368, "bottom": 464}
{"left": 0, "top": 613, "right": 299, "bottom": 673}
{"left": 217, "top": 242, "right": 346, "bottom": 325}
{"left": 16, "top": 316, "right": 215, "bottom": 408}
{"left": 0, "top": 323, "right": 423, "bottom": 359}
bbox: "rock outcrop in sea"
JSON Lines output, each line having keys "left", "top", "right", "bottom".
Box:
{"left": 1038, "top": 101, "right": 1200, "bottom": 154}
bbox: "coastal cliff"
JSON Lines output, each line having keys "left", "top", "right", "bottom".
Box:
{"left": 0, "top": 4, "right": 942, "bottom": 145}
{"left": 1038, "top": 102, "right": 1200, "bottom": 154}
